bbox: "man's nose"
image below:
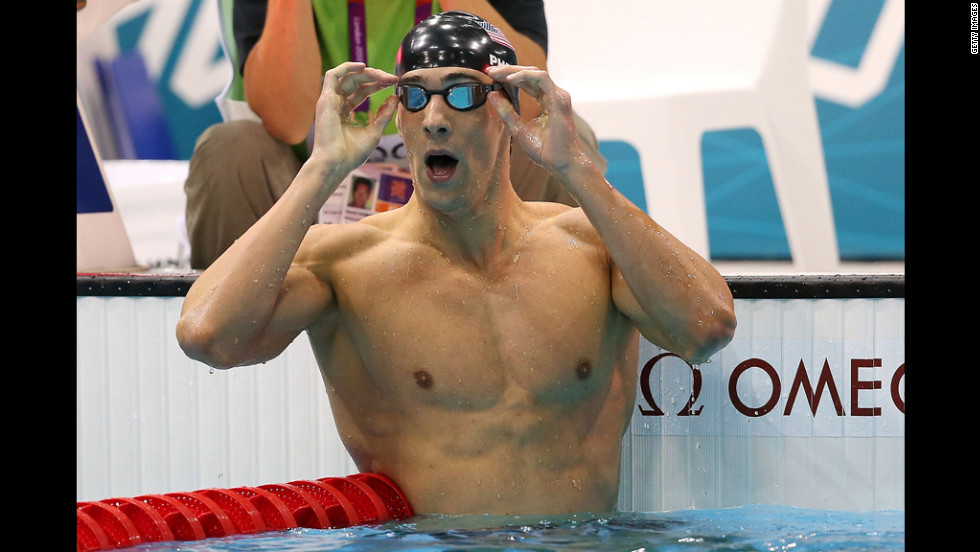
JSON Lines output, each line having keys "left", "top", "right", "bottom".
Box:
{"left": 422, "top": 96, "right": 452, "bottom": 136}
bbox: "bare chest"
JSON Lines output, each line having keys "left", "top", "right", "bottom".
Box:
{"left": 318, "top": 238, "right": 626, "bottom": 410}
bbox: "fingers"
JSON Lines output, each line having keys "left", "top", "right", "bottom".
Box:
{"left": 486, "top": 65, "right": 548, "bottom": 99}
{"left": 321, "top": 61, "right": 365, "bottom": 99}
{"left": 370, "top": 94, "right": 399, "bottom": 132}
{"left": 321, "top": 62, "right": 398, "bottom": 113}
{"left": 347, "top": 79, "right": 394, "bottom": 115}
{"left": 324, "top": 62, "right": 398, "bottom": 89}
{"left": 486, "top": 65, "right": 571, "bottom": 115}
{"left": 487, "top": 90, "right": 523, "bottom": 134}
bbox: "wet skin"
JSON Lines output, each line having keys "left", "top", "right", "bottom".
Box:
{"left": 301, "top": 201, "right": 640, "bottom": 515}
{"left": 292, "top": 68, "right": 637, "bottom": 514}
{"left": 177, "top": 62, "right": 735, "bottom": 517}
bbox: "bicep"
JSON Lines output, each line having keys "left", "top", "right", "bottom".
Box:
{"left": 241, "top": 1, "right": 322, "bottom": 142}
{"left": 609, "top": 263, "right": 677, "bottom": 354}
{"left": 244, "top": 263, "right": 336, "bottom": 364}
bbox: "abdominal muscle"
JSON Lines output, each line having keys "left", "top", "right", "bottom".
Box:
{"left": 380, "top": 369, "right": 637, "bottom": 516}
{"left": 305, "top": 210, "right": 639, "bottom": 515}
{"left": 313, "top": 308, "right": 638, "bottom": 516}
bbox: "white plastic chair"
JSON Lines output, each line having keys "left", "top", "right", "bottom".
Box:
{"left": 546, "top": 0, "right": 838, "bottom": 272}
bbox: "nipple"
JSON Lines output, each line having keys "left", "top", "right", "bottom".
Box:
{"left": 575, "top": 360, "right": 592, "bottom": 380}
{"left": 414, "top": 369, "right": 434, "bottom": 389}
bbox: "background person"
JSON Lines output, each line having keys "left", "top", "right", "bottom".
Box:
{"left": 183, "top": 0, "right": 606, "bottom": 269}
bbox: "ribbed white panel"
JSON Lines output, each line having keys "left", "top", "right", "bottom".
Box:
{"left": 79, "top": 296, "right": 903, "bottom": 511}
{"left": 76, "top": 296, "right": 356, "bottom": 503}
{"left": 618, "top": 298, "right": 904, "bottom": 512}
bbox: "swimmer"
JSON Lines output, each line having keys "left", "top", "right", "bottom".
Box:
{"left": 177, "top": 11, "right": 736, "bottom": 516}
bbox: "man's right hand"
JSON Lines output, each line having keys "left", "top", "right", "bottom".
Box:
{"left": 311, "top": 62, "right": 399, "bottom": 175}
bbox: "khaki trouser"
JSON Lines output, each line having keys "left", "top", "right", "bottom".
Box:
{"left": 184, "top": 114, "right": 606, "bottom": 269}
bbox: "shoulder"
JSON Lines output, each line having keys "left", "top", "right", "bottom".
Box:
{"left": 524, "top": 200, "right": 573, "bottom": 219}
{"left": 524, "top": 201, "right": 605, "bottom": 249}
{"left": 525, "top": 201, "right": 591, "bottom": 231}
{"left": 294, "top": 210, "right": 404, "bottom": 271}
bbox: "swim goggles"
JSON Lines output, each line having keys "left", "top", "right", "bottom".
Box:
{"left": 395, "top": 82, "right": 504, "bottom": 112}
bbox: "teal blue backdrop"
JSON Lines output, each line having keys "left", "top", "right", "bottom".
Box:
{"left": 107, "top": 0, "right": 904, "bottom": 262}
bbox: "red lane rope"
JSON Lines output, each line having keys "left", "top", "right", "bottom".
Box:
{"left": 76, "top": 473, "right": 413, "bottom": 551}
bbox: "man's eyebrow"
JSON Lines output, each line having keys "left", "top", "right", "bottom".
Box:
{"left": 443, "top": 71, "right": 483, "bottom": 84}
{"left": 398, "top": 75, "right": 425, "bottom": 86}
{"left": 398, "top": 71, "right": 485, "bottom": 87}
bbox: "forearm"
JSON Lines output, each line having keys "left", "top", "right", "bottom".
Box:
{"left": 243, "top": 0, "right": 322, "bottom": 143}
{"left": 177, "top": 155, "right": 343, "bottom": 366}
{"left": 483, "top": 64, "right": 731, "bottom": 346}
{"left": 179, "top": 55, "right": 399, "bottom": 365}
{"left": 557, "top": 158, "right": 736, "bottom": 362}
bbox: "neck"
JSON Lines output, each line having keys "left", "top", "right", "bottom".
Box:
{"left": 407, "top": 178, "right": 529, "bottom": 271}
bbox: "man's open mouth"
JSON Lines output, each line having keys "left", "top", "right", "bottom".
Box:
{"left": 425, "top": 151, "right": 459, "bottom": 182}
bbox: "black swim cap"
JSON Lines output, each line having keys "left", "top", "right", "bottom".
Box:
{"left": 395, "top": 11, "right": 520, "bottom": 114}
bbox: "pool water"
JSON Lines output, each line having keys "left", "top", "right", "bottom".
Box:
{"left": 122, "top": 505, "right": 904, "bottom": 551}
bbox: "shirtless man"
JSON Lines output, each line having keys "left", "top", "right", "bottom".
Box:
{"left": 177, "top": 11, "right": 736, "bottom": 516}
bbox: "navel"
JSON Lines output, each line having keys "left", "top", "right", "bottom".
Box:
{"left": 413, "top": 368, "right": 434, "bottom": 390}
{"left": 575, "top": 359, "right": 592, "bottom": 381}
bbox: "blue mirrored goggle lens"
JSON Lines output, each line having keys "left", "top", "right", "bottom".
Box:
{"left": 398, "top": 83, "right": 497, "bottom": 112}
{"left": 446, "top": 85, "right": 478, "bottom": 109}
{"left": 404, "top": 87, "right": 428, "bottom": 110}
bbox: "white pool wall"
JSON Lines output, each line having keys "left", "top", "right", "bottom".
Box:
{"left": 76, "top": 291, "right": 903, "bottom": 512}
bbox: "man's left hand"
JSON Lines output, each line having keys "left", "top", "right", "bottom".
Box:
{"left": 486, "top": 65, "right": 587, "bottom": 177}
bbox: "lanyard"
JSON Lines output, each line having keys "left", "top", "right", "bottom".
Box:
{"left": 348, "top": 0, "right": 433, "bottom": 114}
